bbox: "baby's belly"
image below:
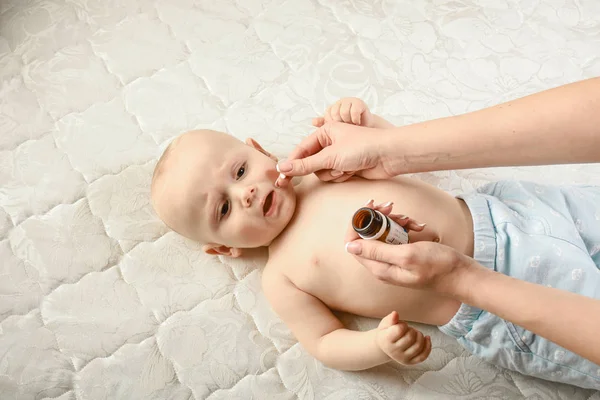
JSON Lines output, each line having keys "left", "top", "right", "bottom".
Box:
{"left": 295, "top": 175, "right": 475, "bottom": 256}
{"left": 286, "top": 175, "right": 473, "bottom": 325}
{"left": 304, "top": 249, "right": 461, "bottom": 325}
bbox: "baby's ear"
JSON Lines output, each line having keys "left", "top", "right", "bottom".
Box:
{"left": 246, "top": 138, "right": 277, "bottom": 162}
{"left": 203, "top": 244, "right": 242, "bottom": 258}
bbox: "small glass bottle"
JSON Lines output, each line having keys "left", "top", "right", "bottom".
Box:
{"left": 352, "top": 207, "right": 409, "bottom": 245}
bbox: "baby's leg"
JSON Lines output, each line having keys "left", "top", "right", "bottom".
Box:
{"left": 555, "top": 185, "right": 600, "bottom": 267}
{"left": 441, "top": 305, "right": 600, "bottom": 390}
{"left": 443, "top": 180, "right": 600, "bottom": 390}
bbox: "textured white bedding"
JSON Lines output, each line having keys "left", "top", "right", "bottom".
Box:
{"left": 1, "top": 0, "right": 600, "bottom": 399}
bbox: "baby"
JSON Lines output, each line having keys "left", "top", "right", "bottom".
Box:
{"left": 151, "top": 98, "right": 600, "bottom": 390}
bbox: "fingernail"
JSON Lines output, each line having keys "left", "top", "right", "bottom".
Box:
{"left": 331, "top": 170, "right": 343, "bottom": 177}
{"left": 399, "top": 215, "right": 409, "bottom": 219}
{"left": 364, "top": 199, "right": 374, "bottom": 206}
{"left": 381, "top": 201, "right": 393, "bottom": 207}
{"left": 278, "top": 160, "right": 292, "bottom": 173}
{"left": 417, "top": 223, "right": 427, "bottom": 227}
{"left": 345, "top": 242, "right": 361, "bottom": 255}
{"left": 275, "top": 174, "right": 287, "bottom": 188}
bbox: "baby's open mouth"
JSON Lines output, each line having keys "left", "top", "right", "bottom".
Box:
{"left": 263, "top": 191, "right": 274, "bottom": 215}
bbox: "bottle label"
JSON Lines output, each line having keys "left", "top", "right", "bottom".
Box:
{"left": 385, "top": 218, "right": 409, "bottom": 245}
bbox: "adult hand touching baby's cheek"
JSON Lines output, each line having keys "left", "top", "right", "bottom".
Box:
{"left": 376, "top": 311, "right": 432, "bottom": 365}
{"left": 275, "top": 98, "right": 395, "bottom": 187}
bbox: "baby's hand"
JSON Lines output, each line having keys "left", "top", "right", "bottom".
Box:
{"left": 376, "top": 311, "right": 432, "bottom": 365}
{"left": 313, "top": 97, "right": 374, "bottom": 128}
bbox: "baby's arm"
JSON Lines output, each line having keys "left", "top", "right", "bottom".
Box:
{"left": 263, "top": 269, "right": 388, "bottom": 370}
{"left": 262, "top": 269, "right": 431, "bottom": 370}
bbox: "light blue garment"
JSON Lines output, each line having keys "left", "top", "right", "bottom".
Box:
{"left": 439, "top": 181, "right": 600, "bottom": 390}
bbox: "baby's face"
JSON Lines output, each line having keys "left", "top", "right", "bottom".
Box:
{"left": 154, "top": 130, "right": 296, "bottom": 255}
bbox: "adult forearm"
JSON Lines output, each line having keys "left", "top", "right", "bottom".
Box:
{"left": 458, "top": 264, "right": 600, "bottom": 365}
{"left": 371, "top": 114, "right": 396, "bottom": 129}
{"left": 316, "top": 328, "right": 390, "bottom": 371}
{"left": 385, "top": 77, "right": 600, "bottom": 174}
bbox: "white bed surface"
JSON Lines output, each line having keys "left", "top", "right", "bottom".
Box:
{"left": 1, "top": 0, "right": 600, "bottom": 399}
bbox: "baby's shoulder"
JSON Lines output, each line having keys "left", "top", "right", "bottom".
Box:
{"left": 267, "top": 226, "right": 315, "bottom": 266}
{"left": 264, "top": 247, "right": 303, "bottom": 279}
{"left": 263, "top": 239, "right": 313, "bottom": 277}
{"left": 261, "top": 256, "right": 302, "bottom": 304}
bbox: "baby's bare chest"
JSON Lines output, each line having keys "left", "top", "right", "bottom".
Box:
{"left": 284, "top": 177, "right": 447, "bottom": 258}
{"left": 267, "top": 177, "right": 465, "bottom": 322}
{"left": 270, "top": 188, "right": 408, "bottom": 312}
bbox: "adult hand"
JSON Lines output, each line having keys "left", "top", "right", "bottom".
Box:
{"left": 276, "top": 122, "right": 394, "bottom": 187}
{"left": 344, "top": 202, "right": 475, "bottom": 296}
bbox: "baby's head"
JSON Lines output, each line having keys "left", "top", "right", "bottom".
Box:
{"left": 151, "top": 130, "right": 297, "bottom": 257}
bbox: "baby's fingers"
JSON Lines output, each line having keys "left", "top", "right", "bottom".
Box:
{"left": 340, "top": 101, "right": 352, "bottom": 123}
{"left": 378, "top": 311, "right": 399, "bottom": 330}
{"left": 330, "top": 102, "right": 342, "bottom": 122}
{"left": 386, "top": 322, "right": 410, "bottom": 343}
{"left": 407, "top": 336, "right": 432, "bottom": 365}
{"left": 312, "top": 117, "right": 325, "bottom": 127}
{"left": 402, "top": 331, "right": 426, "bottom": 359}
{"left": 321, "top": 106, "right": 335, "bottom": 124}
{"left": 392, "top": 328, "right": 419, "bottom": 351}
{"left": 349, "top": 103, "right": 362, "bottom": 125}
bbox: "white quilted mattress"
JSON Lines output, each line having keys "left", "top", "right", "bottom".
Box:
{"left": 2, "top": 0, "right": 600, "bottom": 399}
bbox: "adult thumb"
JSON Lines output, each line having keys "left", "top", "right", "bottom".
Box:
{"left": 278, "top": 149, "right": 334, "bottom": 177}
{"left": 346, "top": 240, "right": 418, "bottom": 286}
{"left": 346, "top": 239, "right": 399, "bottom": 265}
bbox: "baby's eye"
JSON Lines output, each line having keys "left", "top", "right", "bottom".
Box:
{"left": 220, "top": 200, "right": 230, "bottom": 218}
{"left": 236, "top": 164, "right": 246, "bottom": 179}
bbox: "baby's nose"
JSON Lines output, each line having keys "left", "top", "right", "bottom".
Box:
{"left": 243, "top": 186, "right": 256, "bottom": 207}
